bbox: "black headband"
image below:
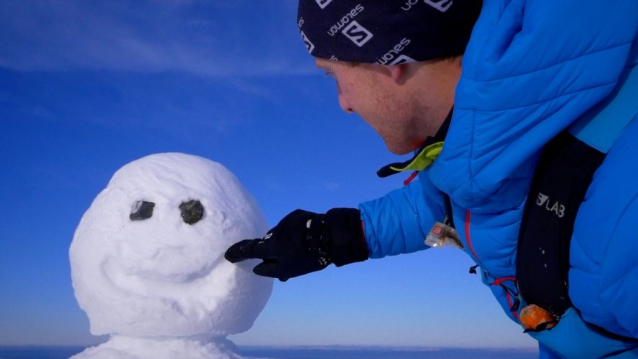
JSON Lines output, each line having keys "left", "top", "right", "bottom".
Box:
{"left": 297, "top": 0, "right": 482, "bottom": 64}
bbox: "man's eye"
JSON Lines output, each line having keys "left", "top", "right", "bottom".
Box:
{"left": 324, "top": 70, "right": 335, "bottom": 78}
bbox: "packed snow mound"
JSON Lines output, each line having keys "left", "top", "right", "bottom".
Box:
{"left": 71, "top": 336, "right": 244, "bottom": 359}
{"left": 70, "top": 153, "right": 273, "bottom": 339}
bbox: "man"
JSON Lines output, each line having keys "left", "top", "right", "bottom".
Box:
{"left": 226, "top": 1, "right": 638, "bottom": 358}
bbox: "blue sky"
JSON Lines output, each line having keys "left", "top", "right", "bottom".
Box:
{"left": 0, "top": 0, "right": 536, "bottom": 350}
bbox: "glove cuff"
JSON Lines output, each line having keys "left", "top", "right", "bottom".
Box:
{"left": 324, "top": 208, "right": 368, "bottom": 267}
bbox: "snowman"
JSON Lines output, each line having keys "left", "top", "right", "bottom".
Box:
{"left": 69, "top": 153, "right": 273, "bottom": 359}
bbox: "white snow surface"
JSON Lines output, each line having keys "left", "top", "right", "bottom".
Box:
{"left": 71, "top": 336, "right": 244, "bottom": 359}
{"left": 70, "top": 153, "right": 273, "bottom": 358}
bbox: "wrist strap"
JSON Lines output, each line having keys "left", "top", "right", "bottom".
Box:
{"left": 325, "top": 208, "right": 368, "bottom": 266}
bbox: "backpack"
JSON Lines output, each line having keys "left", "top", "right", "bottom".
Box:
{"left": 516, "top": 63, "right": 638, "bottom": 334}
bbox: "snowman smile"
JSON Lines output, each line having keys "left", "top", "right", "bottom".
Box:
{"left": 103, "top": 253, "right": 225, "bottom": 285}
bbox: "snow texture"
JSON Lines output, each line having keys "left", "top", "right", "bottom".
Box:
{"left": 71, "top": 336, "right": 243, "bottom": 359}
{"left": 70, "top": 153, "right": 273, "bottom": 358}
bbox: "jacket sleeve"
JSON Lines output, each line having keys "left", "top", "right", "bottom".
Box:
{"left": 358, "top": 171, "right": 446, "bottom": 259}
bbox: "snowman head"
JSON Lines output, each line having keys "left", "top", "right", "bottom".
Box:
{"left": 70, "top": 153, "right": 272, "bottom": 337}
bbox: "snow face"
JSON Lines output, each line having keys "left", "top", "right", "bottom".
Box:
{"left": 70, "top": 153, "right": 272, "bottom": 338}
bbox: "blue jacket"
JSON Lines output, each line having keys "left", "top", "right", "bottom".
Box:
{"left": 359, "top": 1, "right": 638, "bottom": 358}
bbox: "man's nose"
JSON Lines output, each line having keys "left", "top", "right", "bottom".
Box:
{"left": 337, "top": 85, "right": 353, "bottom": 113}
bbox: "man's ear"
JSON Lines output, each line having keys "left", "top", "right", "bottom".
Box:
{"left": 388, "top": 64, "right": 406, "bottom": 84}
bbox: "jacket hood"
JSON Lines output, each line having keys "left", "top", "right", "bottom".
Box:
{"left": 430, "top": 0, "right": 638, "bottom": 209}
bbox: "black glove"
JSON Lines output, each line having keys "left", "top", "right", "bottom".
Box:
{"left": 224, "top": 208, "right": 368, "bottom": 281}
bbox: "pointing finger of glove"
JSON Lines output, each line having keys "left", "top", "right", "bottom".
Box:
{"left": 225, "top": 239, "right": 270, "bottom": 263}
{"left": 252, "top": 261, "right": 287, "bottom": 281}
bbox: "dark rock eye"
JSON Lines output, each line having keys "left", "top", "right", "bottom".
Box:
{"left": 130, "top": 201, "right": 155, "bottom": 221}
{"left": 179, "top": 200, "right": 204, "bottom": 225}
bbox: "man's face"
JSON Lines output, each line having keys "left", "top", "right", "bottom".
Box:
{"left": 315, "top": 58, "right": 459, "bottom": 155}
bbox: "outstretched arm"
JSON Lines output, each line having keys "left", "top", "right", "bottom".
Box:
{"left": 225, "top": 171, "right": 447, "bottom": 281}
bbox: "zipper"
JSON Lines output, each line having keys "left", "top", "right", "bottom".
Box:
{"left": 464, "top": 209, "right": 482, "bottom": 265}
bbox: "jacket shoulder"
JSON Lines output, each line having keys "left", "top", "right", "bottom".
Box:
{"left": 570, "top": 115, "right": 638, "bottom": 339}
